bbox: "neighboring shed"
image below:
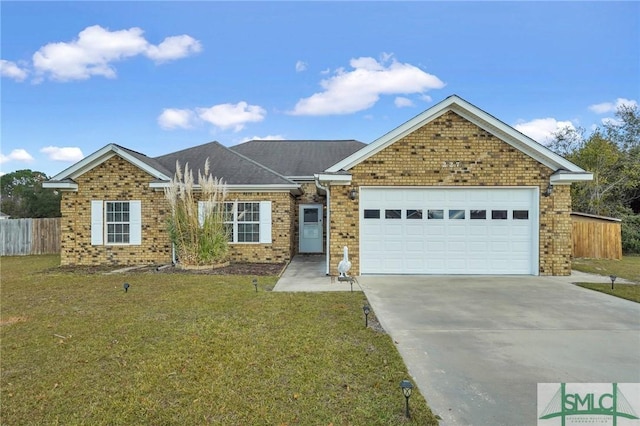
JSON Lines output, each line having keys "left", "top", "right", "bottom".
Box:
{"left": 571, "top": 212, "right": 622, "bottom": 260}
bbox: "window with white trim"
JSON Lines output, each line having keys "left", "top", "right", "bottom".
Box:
{"left": 202, "top": 200, "right": 272, "bottom": 244}
{"left": 235, "top": 202, "right": 260, "bottom": 243}
{"left": 91, "top": 200, "right": 142, "bottom": 246}
{"left": 106, "top": 201, "right": 130, "bottom": 243}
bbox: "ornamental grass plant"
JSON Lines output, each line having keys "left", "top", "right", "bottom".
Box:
{"left": 164, "top": 159, "right": 229, "bottom": 266}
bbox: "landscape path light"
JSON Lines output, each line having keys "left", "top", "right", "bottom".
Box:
{"left": 253, "top": 278, "right": 258, "bottom": 292}
{"left": 363, "top": 305, "right": 370, "bottom": 328}
{"left": 400, "top": 379, "right": 413, "bottom": 418}
{"left": 610, "top": 275, "right": 617, "bottom": 290}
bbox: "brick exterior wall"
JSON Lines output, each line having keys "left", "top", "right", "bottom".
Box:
{"left": 60, "top": 155, "right": 295, "bottom": 266}
{"left": 328, "top": 111, "right": 573, "bottom": 276}
{"left": 224, "top": 191, "right": 294, "bottom": 264}
{"left": 60, "top": 157, "right": 171, "bottom": 266}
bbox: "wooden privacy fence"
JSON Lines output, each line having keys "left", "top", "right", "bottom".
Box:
{"left": 0, "top": 218, "right": 61, "bottom": 256}
{"left": 571, "top": 212, "right": 622, "bottom": 260}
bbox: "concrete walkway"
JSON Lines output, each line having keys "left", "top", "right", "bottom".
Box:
{"left": 274, "top": 255, "right": 634, "bottom": 293}
{"left": 273, "top": 255, "right": 362, "bottom": 292}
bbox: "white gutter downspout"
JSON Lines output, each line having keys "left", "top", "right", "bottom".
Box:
{"left": 315, "top": 179, "right": 331, "bottom": 275}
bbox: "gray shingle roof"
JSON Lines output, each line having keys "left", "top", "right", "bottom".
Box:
{"left": 153, "top": 141, "right": 296, "bottom": 186}
{"left": 113, "top": 144, "right": 173, "bottom": 178}
{"left": 230, "top": 140, "right": 367, "bottom": 177}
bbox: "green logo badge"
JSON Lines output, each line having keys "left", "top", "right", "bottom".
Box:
{"left": 538, "top": 383, "right": 639, "bottom": 426}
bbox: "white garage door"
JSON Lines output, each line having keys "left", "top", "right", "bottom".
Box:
{"left": 360, "top": 187, "right": 538, "bottom": 275}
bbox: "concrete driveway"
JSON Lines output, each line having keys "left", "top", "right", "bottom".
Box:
{"left": 359, "top": 275, "right": 640, "bottom": 425}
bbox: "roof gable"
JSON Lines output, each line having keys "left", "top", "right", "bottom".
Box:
{"left": 45, "top": 141, "right": 299, "bottom": 190}
{"left": 47, "top": 144, "right": 173, "bottom": 184}
{"left": 230, "top": 140, "right": 366, "bottom": 178}
{"left": 326, "top": 95, "right": 592, "bottom": 182}
{"left": 153, "top": 141, "right": 297, "bottom": 186}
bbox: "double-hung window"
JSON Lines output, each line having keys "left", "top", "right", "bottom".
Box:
{"left": 106, "top": 202, "right": 130, "bottom": 243}
{"left": 200, "top": 200, "right": 272, "bottom": 244}
{"left": 235, "top": 202, "right": 260, "bottom": 242}
{"left": 91, "top": 200, "right": 142, "bottom": 245}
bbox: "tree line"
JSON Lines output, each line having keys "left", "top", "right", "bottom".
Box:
{"left": 549, "top": 104, "right": 640, "bottom": 253}
{"left": 0, "top": 170, "right": 61, "bottom": 218}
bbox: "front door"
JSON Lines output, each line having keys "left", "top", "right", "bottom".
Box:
{"left": 299, "top": 204, "right": 323, "bottom": 253}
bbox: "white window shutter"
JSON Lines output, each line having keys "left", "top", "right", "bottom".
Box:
{"left": 259, "top": 201, "right": 272, "bottom": 244}
{"left": 129, "top": 200, "right": 142, "bottom": 245}
{"left": 91, "top": 200, "right": 104, "bottom": 245}
{"left": 197, "top": 201, "right": 205, "bottom": 227}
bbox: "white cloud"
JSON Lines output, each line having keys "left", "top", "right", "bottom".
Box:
{"left": 40, "top": 146, "right": 84, "bottom": 162}
{"left": 290, "top": 54, "right": 445, "bottom": 115}
{"left": 31, "top": 25, "right": 201, "bottom": 81}
{"left": 514, "top": 118, "right": 576, "bottom": 144}
{"left": 0, "top": 149, "right": 34, "bottom": 164}
{"left": 295, "top": 60, "right": 307, "bottom": 72}
{"left": 145, "top": 35, "right": 202, "bottom": 63}
{"left": 159, "top": 102, "right": 266, "bottom": 132}
{"left": 0, "top": 59, "right": 28, "bottom": 81}
{"left": 394, "top": 96, "right": 414, "bottom": 108}
{"left": 241, "top": 135, "right": 285, "bottom": 143}
{"left": 157, "top": 108, "right": 197, "bottom": 130}
{"left": 589, "top": 98, "right": 638, "bottom": 114}
{"left": 197, "top": 102, "right": 266, "bottom": 132}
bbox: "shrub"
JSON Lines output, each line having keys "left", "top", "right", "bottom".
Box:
{"left": 621, "top": 213, "right": 640, "bottom": 254}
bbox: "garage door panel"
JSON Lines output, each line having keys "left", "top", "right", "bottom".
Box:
{"left": 490, "top": 241, "right": 510, "bottom": 252}
{"left": 360, "top": 188, "right": 536, "bottom": 275}
{"left": 468, "top": 225, "right": 488, "bottom": 236}
{"left": 384, "top": 224, "right": 402, "bottom": 233}
{"left": 511, "top": 225, "right": 530, "bottom": 236}
{"left": 448, "top": 191, "right": 467, "bottom": 202}
{"left": 511, "top": 241, "right": 530, "bottom": 253}
{"left": 448, "top": 241, "right": 467, "bottom": 251}
{"left": 406, "top": 241, "right": 424, "bottom": 252}
{"left": 385, "top": 191, "right": 403, "bottom": 202}
{"left": 468, "top": 241, "right": 488, "bottom": 252}
{"left": 427, "top": 241, "right": 446, "bottom": 252}
{"left": 491, "top": 226, "right": 510, "bottom": 236}
{"left": 448, "top": 225, "right": 466, "bottom": 236}
{"left": 427, "top": 225, "right": 445, "bottom": 235}
{"left": 405, "top": 224, "right": 424, "bottom": 235}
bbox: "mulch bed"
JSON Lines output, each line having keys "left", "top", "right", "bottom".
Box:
{"left": 54, "top": 262, "right": 288, "bottom": 276}
{"left": 147, "top": 262, "right": 287, "bottom": 276}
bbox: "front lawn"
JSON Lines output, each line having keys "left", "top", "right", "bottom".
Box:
{"left": 572, "top": 256, "right": 640, "bottom": 303}
{"left": 574, "top": 283, "right": 640, "bottom": 304}
{"left": 572, "top": 256, "right": 640, "bottom": 283}
{"left": 0, "top": 255, "right": 437, "bottom": 425}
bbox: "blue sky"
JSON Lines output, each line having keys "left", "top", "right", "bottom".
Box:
{"left": 1, "top": 1, "right": 638, "bottom": 178}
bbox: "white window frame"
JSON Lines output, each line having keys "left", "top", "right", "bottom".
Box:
{"left": 91, "top": 200, "right": 141, "bottom": 246}
{"left": 198, "top": 200, "right": 271, "bottom": 244}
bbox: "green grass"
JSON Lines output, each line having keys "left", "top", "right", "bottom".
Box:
{"left": 572, "top": 256, "right": 640, "bottom": 303}
{"left": 575, "top": 283, "right": 640, "bottom": 303}
{"left": 1, "top": 255, "right": 438, "bottom": 425}
{"left": 572, "top": 256, "right": 640, "bottom": 283}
